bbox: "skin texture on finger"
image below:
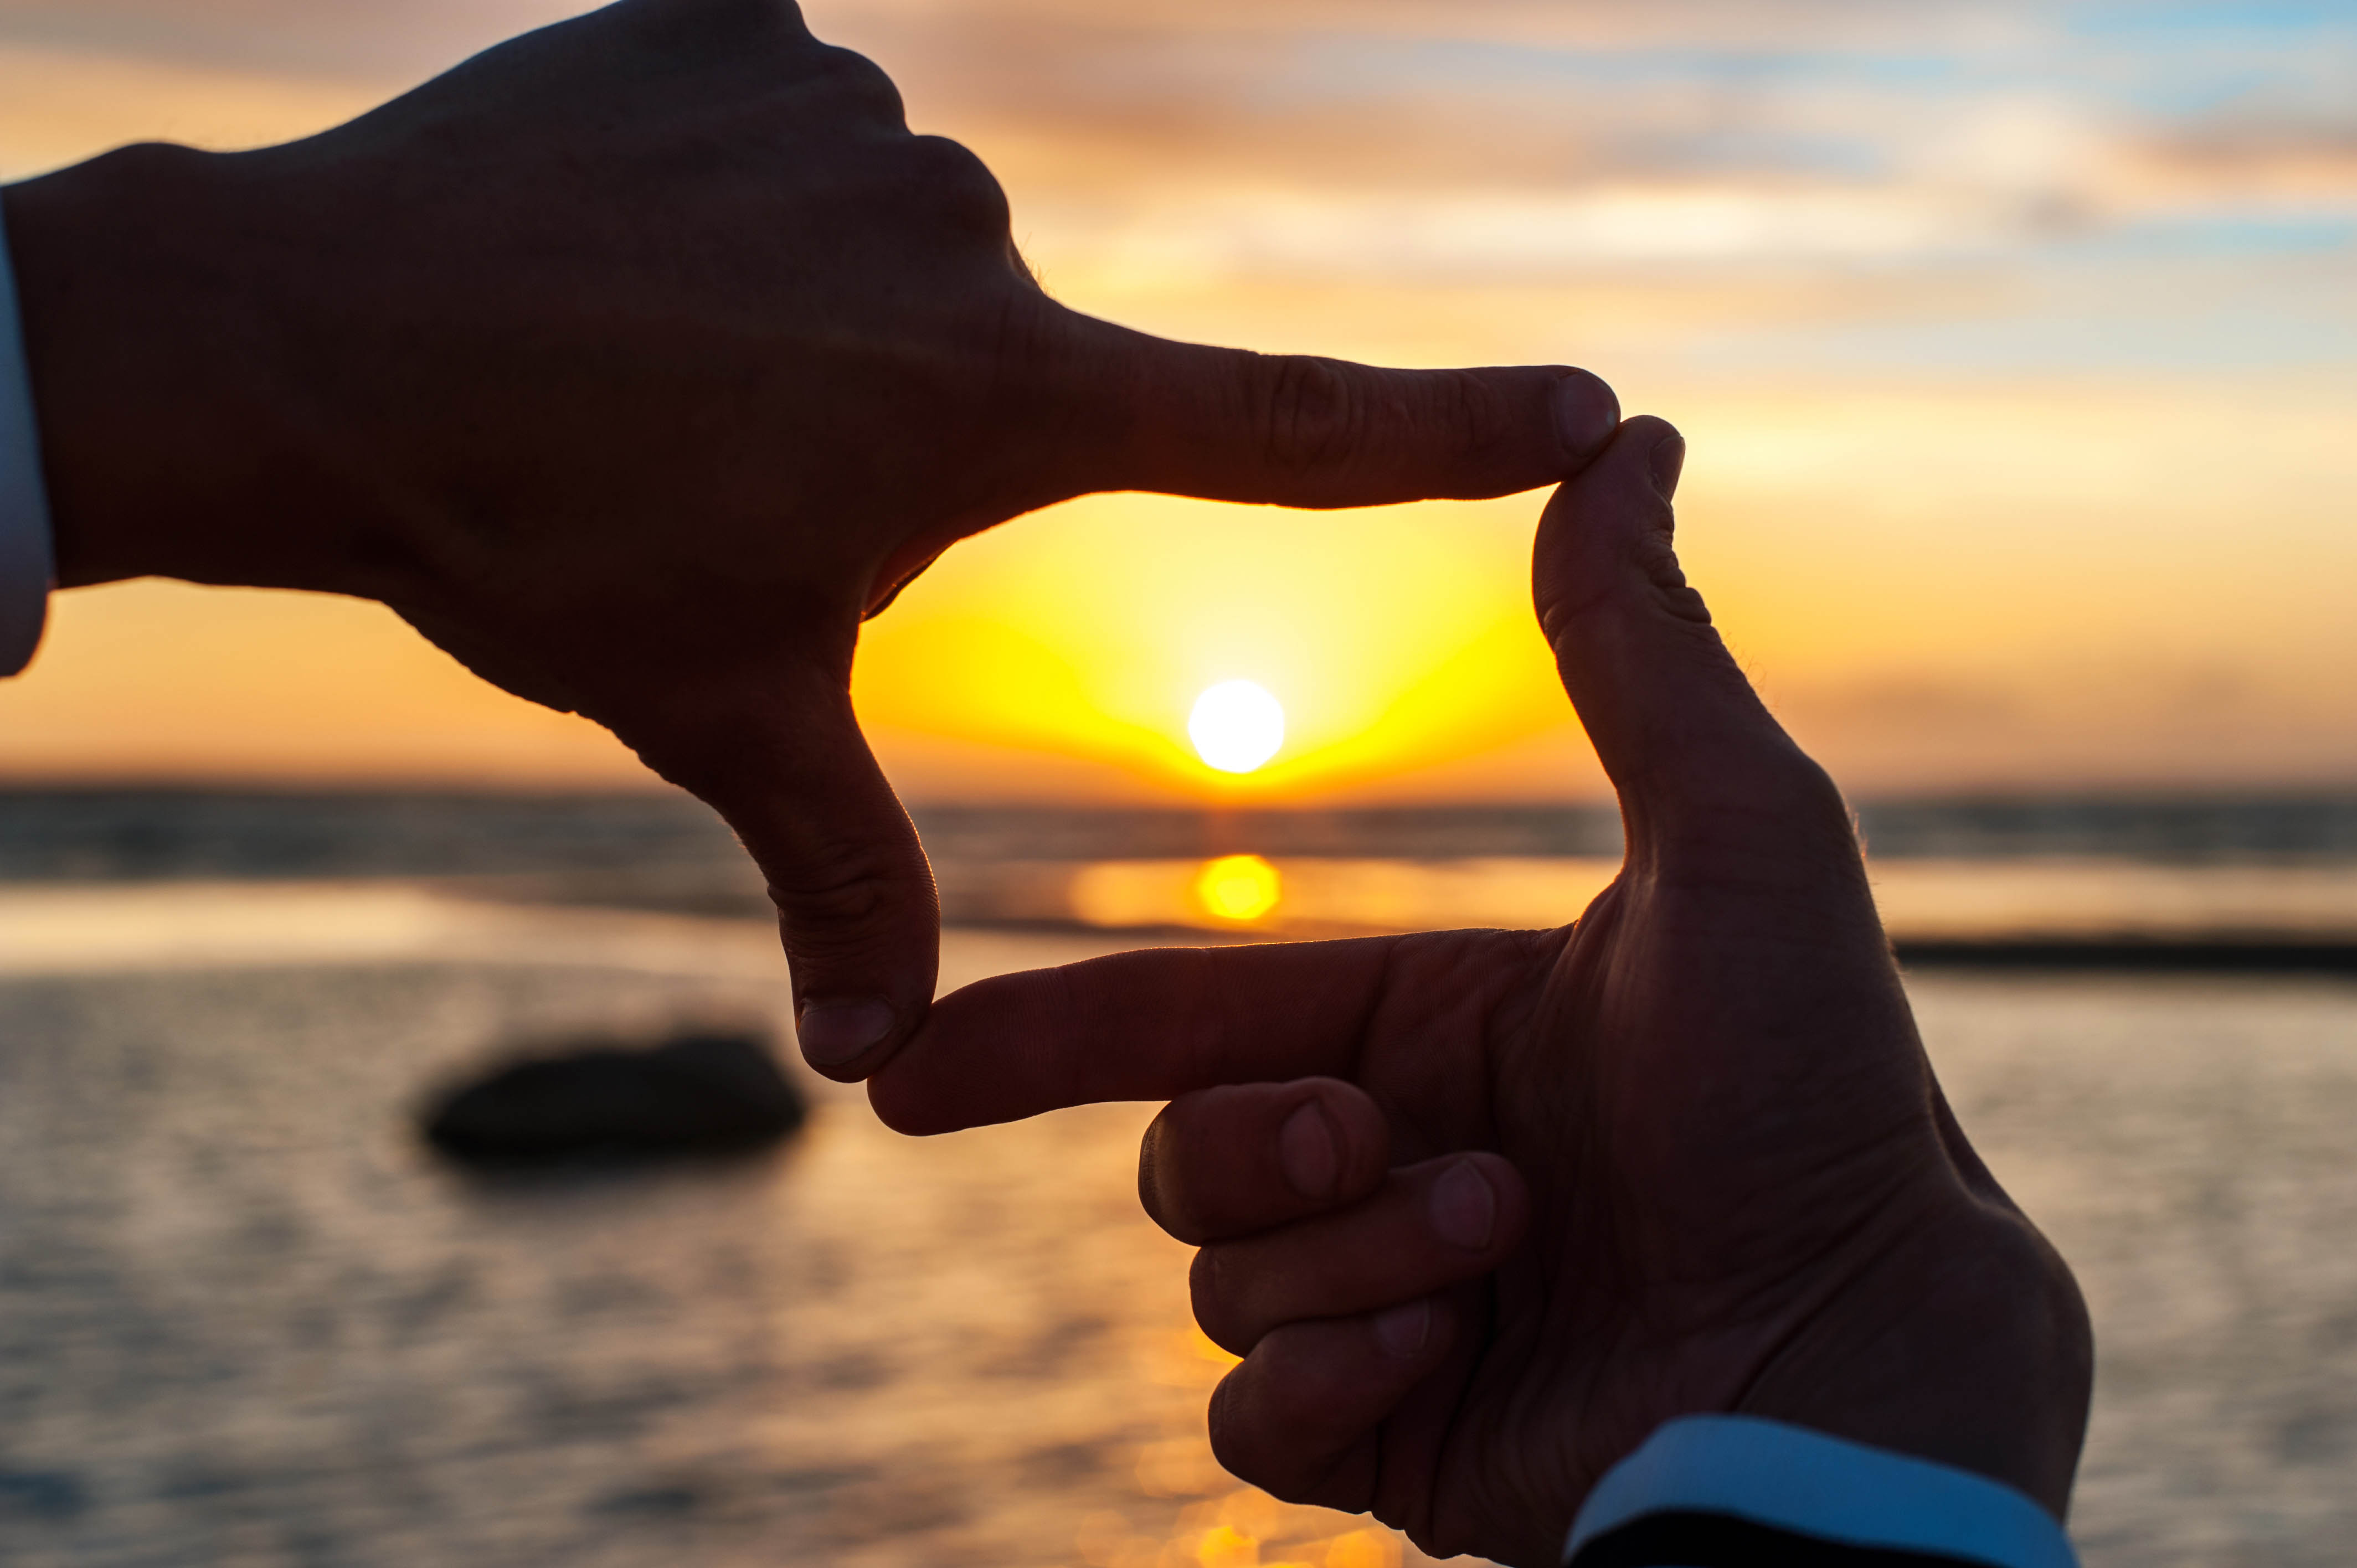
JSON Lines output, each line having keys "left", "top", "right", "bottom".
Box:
{"left": 1207, "top": 1303, "right": 1459, "bottom": 1515}
{"left": 1522, "top": 420, "right": 1934, "bottom": 1288}
{"left": 873, "top": 938, "right": 1391, "bottom": 1133}
{"left": 1061, "top": 316, "right": 1622, "bottom": 508}
{"left": 866, "top": 927, "right": 1545, "bottom": 1136}
{"left": 1189, "top": 1153, "right": 1529, "bottom": 1354}
{"left": 1505, "top": 421, "right": 2090, "bottom": 1533}
{"left": 1532, "top": 417, "right": 1858, "bottom": 876}
{"left": 1140, "top": 1079, "right": 1393, "bottom": 1245}
{"left": 617, "top": 665, "right": 940, "bottom": 1079}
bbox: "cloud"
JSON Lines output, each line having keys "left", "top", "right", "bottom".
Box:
{"left": 9, "top": 0, "right": 2352, "bottom": 209}
{"left": 0, "top": 0, "right": 583, "bottom": 81}
{"left": 2124, "top": 123, "right": 2357, "bottom": 205}
{"left": 828, "top": 0, "right": 2044, "bottom": 51}
{"left": 797, "top": 4, "right": 2357, "bottom": 285}
{"left": 12, "top": 0, "right": 2350, "bottom": 300}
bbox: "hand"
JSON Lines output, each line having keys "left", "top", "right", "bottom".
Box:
{"left": 869, "top": 418, "right": 2093, "bottom": 1566}
{"left": 0, "top": 0, "right": 1620, "bottom": 1076}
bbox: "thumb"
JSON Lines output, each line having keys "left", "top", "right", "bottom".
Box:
{"left": 1073, "top": 317, "right": 1620, "bottom": 507}
{"left": 637, "top": 669, "right": 939, "bottom": 1081}
{"left": 1533, "top": 416, "right": 1850, "bottom": 866}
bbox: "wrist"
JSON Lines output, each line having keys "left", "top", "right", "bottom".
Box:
{"left": 1734, "top": 1204, "right": 2093, "bottom": 1519}
{"left": 3, "top": 143, "right": 368, "bottom": 594}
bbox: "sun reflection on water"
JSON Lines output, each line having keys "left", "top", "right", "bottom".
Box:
{"left": 1194, "top": 855, "right": 1283, "bottom": 923}
{"left": 1074, "top": 1486, "right": 1404, "bottom": 1568}
{"left": 1089, "top": 1328, "right": 1410, "bottom": 1568}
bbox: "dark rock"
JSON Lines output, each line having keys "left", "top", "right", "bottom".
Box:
{"left": 590, "top": 1482, "right": 710, "bottom": 1517}
{"left": 0, "top": 1469, "right": 88, "bottom": 1521}
{"left": 422, "top": 1030, "right": 805, "bottom": 1161}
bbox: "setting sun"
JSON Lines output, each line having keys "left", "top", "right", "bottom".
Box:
{"left": 1188, "top": 680, "right": 1285, "bottom": 775}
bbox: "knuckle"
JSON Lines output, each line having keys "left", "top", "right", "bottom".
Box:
{"left": 1776, "top": 753, "right": 1862, "bottom": 844}
{"left": 1632, "top": 508, "right": 1712, "bottom": 625}
{"left": 767, "top": 848, "right": 927, "bottom": 940}
{"left": 1429, "top": 369, "right": 1509, "bottom": 456}
{"left": 1681, "top": 747, "right": 1860, "bottom": 871}
{"left": 1206, "top": 1379, "right": 1321, "bottom": 1507}
{"left": 1205, "top": 1373, "right": 1270, "bottom": 1485}
{"left": 807, "top": 43, "right": 904, "bottom": 122}
{"left": 1188, "top": 1248, "right": 1222, "bottom": 1324}
{"left": 904, "top": 135, "right": 1011, "bottom": 233}
{"left": 1139, "top": 1113, "right": 1209, "bottom": 1243}
{"left": 1188, "top": 1249, "right": 1248, "bottom": 1353}
{"left": 679, "top": 0, "right": 814, "bottom": 59}
{"left": 747, "top": 0, "right": 813, "bottom": 42}
{"left": 1257, "top": 357, "right": 1367, "bottom": 478}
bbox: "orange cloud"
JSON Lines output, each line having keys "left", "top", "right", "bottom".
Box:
{"left": 2, "top": 0, "right": 2353, "bottom": 798}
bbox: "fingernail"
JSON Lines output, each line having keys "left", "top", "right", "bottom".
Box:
{"left": 1428, "top": 1161, "right": 1497, "bottom": 1251}
{"left": 1649, "top": 432, "right": 1686, "bottom": 501}
{"left": 1278, "top": 1101, "right": 1341, "bottom": 1201}
{"left": 1555, "top": 370, "right": 1620, "bottom": 461}
{"left": 1372, "top": 1299, "right": 1432, "bottom": 1359}
{"left": 796, "top": 999, "right": 895, "bottom": 1066}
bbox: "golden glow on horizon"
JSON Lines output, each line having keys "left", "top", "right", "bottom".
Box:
{"left": 843, "top": 487, "right": 1593, "bottom": 802}
{"left": 1188, "top": 680, "right": 1285, "bottom": 774}
{"left": 2, "top": 24, "right": 2355, "bottom": 798}
{"left": 8, "top": 383, "right": 2357, "bottom": 798}
{"left": 1194, "top": 854, "right": 1283, "bottom": 922}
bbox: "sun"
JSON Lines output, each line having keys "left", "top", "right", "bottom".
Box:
{"left": 1188, "top": 680, "right": 1285, "bottom": 774}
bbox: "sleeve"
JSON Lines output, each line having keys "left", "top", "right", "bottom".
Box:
{"left": 0, "top": 189, "right": 58, "bottom": 678}
{"left": 1563, "top": 1416, "right": 2081, "bottom": 1568}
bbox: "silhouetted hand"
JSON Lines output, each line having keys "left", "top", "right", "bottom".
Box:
{"left": 871, "top": 418, "right": 2092, "bottom": 1566}
{"left": 0, "top": 0, "right": 1620, "bottom": 1076}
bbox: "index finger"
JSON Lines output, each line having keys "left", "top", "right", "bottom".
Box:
{"left": 1065, "top": 314, "right": 1620, "bottom": 509}
{"left": 867, "top": 935, "right": 1406, "bottom": 1134}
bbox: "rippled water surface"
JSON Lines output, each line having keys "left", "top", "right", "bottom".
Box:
{"left": 2, "top": 907, "right": 2355, "bottom": 1566}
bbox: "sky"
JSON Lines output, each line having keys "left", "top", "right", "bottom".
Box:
{"left": 1, "top": 0, "right": 2354, "bottom": 801}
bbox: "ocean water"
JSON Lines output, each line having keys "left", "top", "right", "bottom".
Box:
{"left": 8, "top": 791, "right": 2357, "bottom": 942}
{"left": 2, "top": 896, "right": 2355, "bottom": 1566}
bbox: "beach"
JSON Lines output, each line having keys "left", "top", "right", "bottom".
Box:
{"left": 2, "top": 885, "right": 2355, "bottom": 1565}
